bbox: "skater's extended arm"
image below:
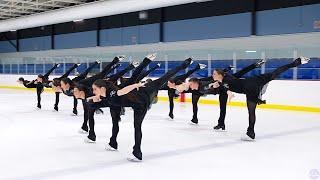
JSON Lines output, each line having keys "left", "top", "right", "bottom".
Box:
{"left": 167, "top": 81, "right": 190, "bottom": 93}
{"left": 117, "top": 82, "right": 145, "bottom": 96}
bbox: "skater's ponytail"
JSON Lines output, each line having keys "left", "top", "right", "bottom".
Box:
{"left": 38, "top": 74, "right": 45, "bottom": 80}
{"left": 189, "top": 77, "right": 200, "bottom": 84}
{"left": 214, "top": 69, "right": 226, "bottom": 76}
{"left": 61, "top": 78, "right": 74, "bottom": 88}
{"left": 93, "top": 79, "right": 119, "bottom": 92}
{"left": 74, "top": 83, "right": 89, "bottom": 94}
{"left": 52, "top": 78, "right": 61, "bottom": 87}
{"left": 93, "top": 79, "right": 141, "bottom": 103}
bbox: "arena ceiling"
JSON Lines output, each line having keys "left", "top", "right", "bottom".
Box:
{"left": 0, "top": 0, "right": 99, "bottom": 20}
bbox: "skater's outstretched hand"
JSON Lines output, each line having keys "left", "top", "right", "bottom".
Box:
{"left": 209, "top": 81, "right": 220, "bottom": 88}
{"left": 135, "top": 82, "right": 146, "bottom": 91}
{"left": 175, "top": 83, "right": 189, "bottom": 93}
{"left": 87, "top": 95, "right": 101, "bottom": 103}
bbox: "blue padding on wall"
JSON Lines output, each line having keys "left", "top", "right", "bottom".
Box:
{"left": 256, "top": 4, "right": 320, "bottom": 35}
{"left": 3, "top": 64, "right": 9, "bottom": 73}
{"left": 26, "top": 64, "right": 34, "bottom": 74}
{"left": 2, "top": 58, "right": 319, "bottom": 80}
{"left": 164, "top": 13, "right": 251, "bottom": 42}
{"left": 3, "top": 64, "right": 10, "bottom": 73}
{"left": 54, "top": 31, "right": 97, "bottom": 49}
{"left": 35, "top": 64, "right": 44, "bottom": 74}
{"left": 298, "top": 69, "right": 320, "bottom": 79}
{"left": 211, "top": 60, "right": 233, "bottom": 69}
{"left": 19, "top": 64, "right": 26, "bottom": 74}
{"left": 0, "top": 41, "right": 17, "bottom": 53}
{"left": 19, "top": 36, "right": 51, "bottom": 52}
{"left": 11, "top": 64, "right": 18, "bottom": 74}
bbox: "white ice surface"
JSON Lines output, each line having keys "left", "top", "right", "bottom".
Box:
{"left": 0, "top": 89, "right": 319, "bottom": 180}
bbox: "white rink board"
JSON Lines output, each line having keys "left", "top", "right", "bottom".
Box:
{"left": 0, "top": 74, "right": 320, "bottom": 107}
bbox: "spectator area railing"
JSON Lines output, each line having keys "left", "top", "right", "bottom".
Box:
{"left": 1, "top": 58, "right": 319, "bottom": 80}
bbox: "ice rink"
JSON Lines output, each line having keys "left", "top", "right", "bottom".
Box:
{"left": 0, "top": 89, "right": 319, "bottom": 180}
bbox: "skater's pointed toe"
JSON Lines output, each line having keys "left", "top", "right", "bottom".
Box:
{"left": 146, "top": 53, "right": 157, "bottom": 60}
{"left": 132, "top": 61, "right": 140, "bottom": 68}
{"left": 299, "top": 56, "right": 310, "bottom": 64}
{"left": 255, "top": 59, "right": 266, "bottom": 67}
{"left": 199, "top": 63, "right": 207, "bottom": 69}
{"left": 168, "top": 113, "right": 174, "bottom": 119}
{"left": 213, "top": 124, "right": 226, "bottom": 131}
{"left": 117, "top": 55, "right": 126, "bottom": 61}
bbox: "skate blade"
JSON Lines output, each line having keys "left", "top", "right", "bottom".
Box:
{"left": 241, "top": 135, "right": 255, "bottom": 142}
{"left": 189, "top": 122, "right": 199, "bottom": 126}
{"left": 166, "top": 117, "right": 174, "bottom": 121}
{"left": 78, "top": 129, "right": 89, "bottom": 134}
{"left": 84, "top": 138, "right": 96, "bottom": 143}
{"left": 127, "top": 157, "right": 142, "bottom": 162}
{"left": 105, "top": 145, "right": 117, "bottom": 151}
{"left": 213, "top": 129, "right": 227, "bottom": 132}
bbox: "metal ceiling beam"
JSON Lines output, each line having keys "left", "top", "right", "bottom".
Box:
{"left": 0, "top": 0, "right": 202, "bottom": 32}
{"left": 46, "top": 0, "right": 84, "bottom": 4}
{"left": 0, "top": 11, "right": 20, "bottom": 16}
{"left": 0, "top": 4, "right": 48, "bottom": 11}
{"left": 1, "top": 0, "right": 66, "bottom": 7}
{"left": 0, "top": 8, "right": 31, "bottom": 14}
{"left": 0, "top": 0, "right": 94, "bottom": 20}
